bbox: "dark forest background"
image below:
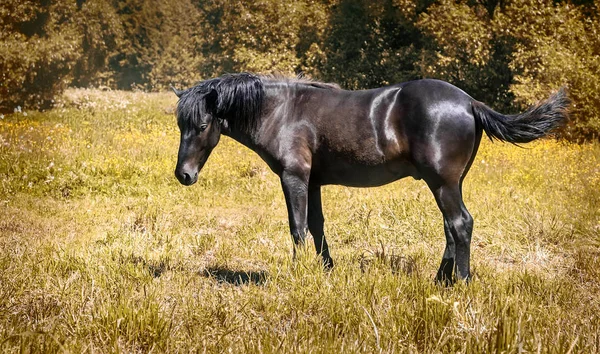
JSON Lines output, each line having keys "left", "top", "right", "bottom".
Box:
{"left": 1, "top": 0, "right": 599, "bottom": 140}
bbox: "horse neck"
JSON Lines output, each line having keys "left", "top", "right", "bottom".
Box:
{"left": 221, "top": 83, "right": 288, "bottom": 150}
{"left": 221, "top": 124, "right": 257, "bottom": 149}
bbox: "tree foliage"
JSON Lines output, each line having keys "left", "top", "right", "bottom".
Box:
{"left": 317, "top": 0, "right": 425, "bottom": 89}
{"left": 1, "top": 0, "right": 599, "bottom": 140}
{"left": 1, "top": 0, "right": 81, "bottom": 111}
{"left": 498, "top": 0, "right": 600, "bottom": 140}
{"left": 110, "top": 0, "right": 207, "bottom": 90}
{"left": 71, "top": 0, "right": 124, "bottom": 88}
{"left": 417, "top": 0, "right": 513, "bottom": 109}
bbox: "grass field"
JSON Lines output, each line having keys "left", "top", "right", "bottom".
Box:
{"left": 1, "top": 89, "right": 599, "bottom": 353}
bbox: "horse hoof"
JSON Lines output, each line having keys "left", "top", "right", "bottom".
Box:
{"left": 434, "top": 275, "right": 454, "bottom": 287}
{"left": 322, "top": 257, "right": 334, "bottom": 270}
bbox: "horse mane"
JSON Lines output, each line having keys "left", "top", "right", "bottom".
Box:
{"left": 177, "top": 72, "right": 264, "bottom": 133}
{"left": 177, "top": 72, "right": 339, "bottom": 133}
{"left": 261, "top": 72, "right": 341, "bottom": 90}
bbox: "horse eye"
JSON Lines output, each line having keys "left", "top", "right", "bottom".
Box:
{"left": 198, "top": 124, "right": 208, "bottom": 132}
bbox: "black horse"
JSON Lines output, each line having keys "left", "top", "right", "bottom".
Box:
{"left": 172, "top": 73, "right": 568, "bottom": 283}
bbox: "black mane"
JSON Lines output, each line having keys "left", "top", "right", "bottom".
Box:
{"left": 177, "top": 73, "right": 264, "bottom": 133}
{"left": 176, "top": 73, "right": 339, "bottom": 133}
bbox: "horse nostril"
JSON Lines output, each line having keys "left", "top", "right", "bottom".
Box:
{"left": 183, "top": 172, "right": 192, "bottom": 184}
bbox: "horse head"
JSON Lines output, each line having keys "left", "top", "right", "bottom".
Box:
{"left": 173, "top": 87, "right": 221, "bottom": 186}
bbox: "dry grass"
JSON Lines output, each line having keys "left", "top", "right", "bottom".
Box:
{"left": 0, "top": 88, "right": 599, "bottom": 353}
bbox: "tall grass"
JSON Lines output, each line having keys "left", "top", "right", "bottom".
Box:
{"left": 1, "top": 89, "right": 599, "bottom": 353}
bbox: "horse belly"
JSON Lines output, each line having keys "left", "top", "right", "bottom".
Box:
{"left": 313, "top": 158, "right": 418, "bottom": 187}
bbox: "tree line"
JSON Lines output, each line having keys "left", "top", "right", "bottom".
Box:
{"left": 1, "top": 0, "right": 599, "bottom": 140}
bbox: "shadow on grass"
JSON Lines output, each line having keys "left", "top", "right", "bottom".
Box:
{"left": 201, "top": 267, "right": 269, "bottom": 286}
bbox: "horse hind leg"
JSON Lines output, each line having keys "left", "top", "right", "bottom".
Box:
{"left": 439, "top": 124, "right": 481, "bottom": 283}
{"left": 420, "top": 115, "right": 481, "bottom": 284}
{"left": 417, "top": 139, "right": 479, "bottom": 283}
{"left": 436, "top": 218, "right": 456, "bottom": 284}
{"left": 421, "top": 148, "right": 477, "bottom": 283}
{"left": 430, "top": 183, "right": 474, "bottom": 283}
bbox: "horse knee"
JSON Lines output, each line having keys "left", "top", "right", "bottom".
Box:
{"left": 291, "top": 226, "right": 308, "bottom": 245}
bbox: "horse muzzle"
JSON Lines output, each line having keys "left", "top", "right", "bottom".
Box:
{"left": 175, "top": 165, "right": 199, "bottom": 186}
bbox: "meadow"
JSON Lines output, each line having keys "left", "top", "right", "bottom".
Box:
{"left": 0, "top": 89, "right": 599, "bottom": 353}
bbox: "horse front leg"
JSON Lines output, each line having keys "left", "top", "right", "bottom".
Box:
{"left": 280, "top": 170, "right": 309, "bottom": 259}
{"left": 308, "top": 184, "right": 334, "bottom": 268}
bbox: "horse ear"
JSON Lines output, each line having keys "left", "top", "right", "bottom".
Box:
{"left": 205, "top": 88, "right": 218, "bottom": 112}
{"left": 171, "top": 86, "right": 185, "bottom": 98}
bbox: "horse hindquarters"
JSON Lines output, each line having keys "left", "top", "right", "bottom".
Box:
{"left": 399, "top": 80, "right": 482, "bottom": 283}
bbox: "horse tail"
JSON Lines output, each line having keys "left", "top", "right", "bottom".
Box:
{"left": 471, "top": 88, "right": 569, "bottom": 144}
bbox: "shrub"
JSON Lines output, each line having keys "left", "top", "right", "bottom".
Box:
{"left": 0, "top": 0, "right": 81, "bottom": 112}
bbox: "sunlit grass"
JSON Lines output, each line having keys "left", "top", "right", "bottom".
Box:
{"left": 1, "top": 89, "right": 599, "bottom": 352}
